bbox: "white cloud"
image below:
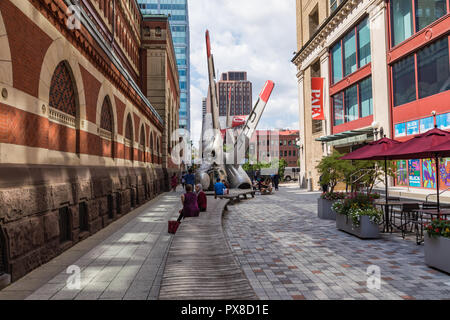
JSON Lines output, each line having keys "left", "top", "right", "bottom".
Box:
{"left": 188, "top": 0, "right": 299, "bottom": 147}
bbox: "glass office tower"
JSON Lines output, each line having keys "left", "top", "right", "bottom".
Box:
{"left": 137, "top": 0, "right": 191, "bottom": 132}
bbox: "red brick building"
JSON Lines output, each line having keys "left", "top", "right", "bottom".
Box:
{"left": 0, "top": 0, "right": 180, "bottom": 285}
{"left": 250, "top": 130, "right": 300, "bottom": 167}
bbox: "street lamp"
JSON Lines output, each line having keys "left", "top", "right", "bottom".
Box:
{"left": 371, "top": 121, "right": 380, "bottom": 140}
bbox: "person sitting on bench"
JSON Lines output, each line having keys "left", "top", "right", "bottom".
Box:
{"left": 214, "top": 178, "right": 226, "bottom": 197}
{"left": 177, "top": 184, "right": 200, "bottom": 222}
{"left": 260, "top": 179, "right": 273, "bottom": 195}
{"left": 195, "top": 184, "right": 207, "bottom": 212}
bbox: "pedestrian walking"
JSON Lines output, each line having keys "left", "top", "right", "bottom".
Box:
{"left": 170, "top": 173, "right": 178, "bottom": 192}
{"left": 181, "top": 171, "right": 186, "bottom": 190}
{"left": 177, "top": 184, "right": 200, "bottom": 222}
{"left": 273, "top": 173, "right": 280, "bottom": 191}
{"left": 185, "top": 169, "right": 195, "bottom": 187}
{"left": 319, "top": 174, "right": 328, "bottom": 193}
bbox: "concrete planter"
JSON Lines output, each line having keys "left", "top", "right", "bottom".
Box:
{"left": 336, "top": 213, "right": 380, "bottom": 239}
{"left": 317, "top": 198, "right": 337, "bottom": 220}
{"left": 425, "top": 235, "right": 450, "bottom": 274}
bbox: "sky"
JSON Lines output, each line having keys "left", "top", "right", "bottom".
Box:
{"left": 188, "top": 0, "right": 299, "bottom": 147}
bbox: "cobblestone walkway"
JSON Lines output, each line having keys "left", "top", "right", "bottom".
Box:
{"left": 1, "top": 191, "right": 182, "bottom": 300}
{"left": 223, "top": 185, "right": 450, "bottom": 300}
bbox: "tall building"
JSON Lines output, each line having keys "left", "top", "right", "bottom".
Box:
{"left": 138, "top": 0, "right": 191, "bottom": 132}
{"left": 202, "top": 97, "right": 207, "bottom": 121}
{"left": 293, "top": 0, "right": 450, "bottom": 191}
{"left": 218, "top": 71, "right": 252, "bottom": 116}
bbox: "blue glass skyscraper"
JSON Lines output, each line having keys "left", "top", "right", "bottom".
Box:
{"left": 137, "top": 0, "right": 190, "bottom": 132}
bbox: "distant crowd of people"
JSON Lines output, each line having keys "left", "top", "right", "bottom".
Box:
{"left": 171, "top": 169, "right": 281, "bottom": 223}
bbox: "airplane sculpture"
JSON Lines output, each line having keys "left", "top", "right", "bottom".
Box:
{"left": 197, "top": 30, "right": 275, "bottom": 190}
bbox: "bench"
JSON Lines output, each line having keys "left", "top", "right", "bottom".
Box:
{"left": 214, "top": 190, "right": 255, "bottom": 204}
{"left": 159, "top": 198, "right": 257, "bottom": 300}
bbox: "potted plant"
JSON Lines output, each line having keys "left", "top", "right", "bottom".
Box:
{"left": 332, "top": 192, "right": 382, "bottom": 239}
{"left": 318, "top": 192, "right": 346, "bottom": 220}
{"left": 424, "top": 218, "right": 450, "bottom": 274}
{"left": 316, "top": 151, "right": 351, "bottom": 220}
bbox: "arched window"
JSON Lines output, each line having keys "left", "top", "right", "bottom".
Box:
{"left": 156, "top": 137, "right": 160, "bottom": 164}
{"left": 150, "top": 132, "right": 154, "bottom": 163}
{"left": 125, "top": 115, "right": 133, "bottom": 162}
{"left": 49, "top": 62, "right": 76, "bottom": 117}
{"left": 48, "top": 61, "right": 79, "bottom": 153}
{"left": 139, "top": 126, "right": 145, "bottom": 163}
{"left": 100, "top": 96, "right": 114, "bottom": 158}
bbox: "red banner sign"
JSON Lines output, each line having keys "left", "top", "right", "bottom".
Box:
{"left": 311, "top": 77, "right": 325, "bottom": 120}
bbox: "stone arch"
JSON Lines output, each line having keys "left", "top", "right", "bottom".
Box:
{"left": 95, "top": 83, "right": 118, "bottom": 136}
{"left": 124, "top": 113, "right": 134, "bottom": 162}
{"left": 39, "top": 38, "right": 86, "bottom": 125}
{"left": 99, "top": 96, "right": 114, "bottom": 159}
{"left": 0, "top": 11, "right": 13, "bottom": 86}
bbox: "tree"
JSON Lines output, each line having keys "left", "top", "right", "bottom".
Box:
{"left": 315, "top": 151, "right": 351, "bottom": 193}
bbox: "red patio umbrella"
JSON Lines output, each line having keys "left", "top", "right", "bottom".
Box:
{"left": 341, "top": 137, "right": 401, "bottom": 231}
{"left": 376, "top": 128, "right": 450, "bottom": 215}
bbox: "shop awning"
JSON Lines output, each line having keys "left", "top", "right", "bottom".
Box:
{"left": 315, "top": 128, "right": 374, "bottom": 147}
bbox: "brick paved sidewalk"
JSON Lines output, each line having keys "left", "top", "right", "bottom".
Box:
{"left": 0, "top": 190, "right": 183, "bottom": 300}
{"left": 223, "top": 185, "right": 450, "bottom": 300}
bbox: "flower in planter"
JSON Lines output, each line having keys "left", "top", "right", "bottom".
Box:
{"left": 321, "top": 192, "right": 346, "bottom": 201}
{"left": 427, "top": 218, "right": 450, "bottom": 238}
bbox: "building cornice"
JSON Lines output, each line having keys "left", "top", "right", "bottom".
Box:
{"left": 31, "top": 0, "right": 164, "bottom": 129}
{"left": 292, "top": 0, "right": 383, "bottom": 72}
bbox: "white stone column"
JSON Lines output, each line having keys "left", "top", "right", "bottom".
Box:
{"left": 320, "top": 51, "right": 331, "bottom": 156}
{"left": 369, "top": 0, "right": 390, "bottom": 138}
{"left": 297, "top": 70, "right": 306, "bottom": 188}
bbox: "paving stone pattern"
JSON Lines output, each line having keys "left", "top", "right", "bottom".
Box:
{"left": 223, "top": 185, "right": 450, "bottom": 300}
{"left": 25, "top": 192, "right": 182, "bottom": 300}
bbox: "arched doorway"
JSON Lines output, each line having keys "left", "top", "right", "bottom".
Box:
{"left": 139, "top": 126, "right": 145, "bottom": 163}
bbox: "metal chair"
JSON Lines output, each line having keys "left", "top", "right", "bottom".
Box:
{"left": 400, "top": 203, "right": 420, "bottom": 239}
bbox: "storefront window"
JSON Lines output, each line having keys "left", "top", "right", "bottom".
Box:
{"left": 415, "top": 0, "right": 447, "bottom": 32}
{"left": 407, "top": 120, "right": 420, "bottom": 135}
{"left": 333, "top": 93, "right": 344, "bottom": 126}
{"left": 332, "top": 43, "right": 343, "bottom": 83}
{"left": 395, "top": 123, "right": 407, "bottom": 137}
{"left": 417, "top": 37, "right": 450, "bottom": 99}
{"left": 437, "top": 112, "right": 450, "bottom": 129}
{"left": 392, "top": 54, "right": 416, "bottom": 106}
{"left": 420, "top": 116, "right": 435, "bottom": 132}
{"left": 391, "top": 0, "right": 414, "bottom": 46}
{"left": 359, "top": 77, "right": 373, "bottom": 118}
{"left": 343, "top": 30, "right": 357, "bottom": 76}
{"left": 357, "top": 19, "right": 371, "bottom": 68}
{"left": 344, "top": 85, "right": 358, "bottom": 122}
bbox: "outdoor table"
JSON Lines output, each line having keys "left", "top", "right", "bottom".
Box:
{"left": 374, "top": 200, "right": 421, "bottom": 233}
{"left": 409, "top": 209, "right": 450, "bottom": 245}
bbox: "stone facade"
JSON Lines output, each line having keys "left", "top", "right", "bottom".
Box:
{"left": 0, "top": 0, "right": 179, "bottom": 285}
{"left": 293, "top": 0, "right": 390, "bottom": 190}
{"left": 141, "top": 16, "right": 181, "bottom": 170}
